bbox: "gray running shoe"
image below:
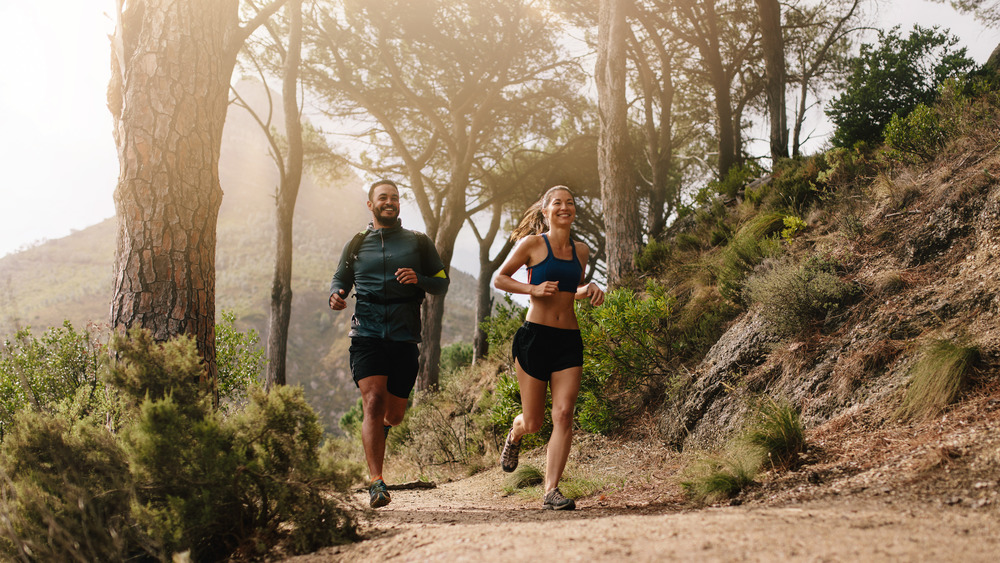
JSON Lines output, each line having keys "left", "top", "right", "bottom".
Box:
{"left": 369, "top": 478, "right": 391, "bottom": 508}
{"left": 500, "top": 430, "right": 521, "bottom": 473}
{"left": 542, "top": 488, "right": 575, "bottom": 510}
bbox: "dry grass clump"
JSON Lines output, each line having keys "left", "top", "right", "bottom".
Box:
{"left": 896, "top": 339, "right": 980, "bottom": 420}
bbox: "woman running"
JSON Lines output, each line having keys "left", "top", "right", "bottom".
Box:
{"left": 493, "top": 185, "right": 605, "bottom": 510}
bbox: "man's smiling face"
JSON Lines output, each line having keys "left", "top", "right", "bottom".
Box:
{"left": 368, "top": 183, "right": 400, "bottom": 227}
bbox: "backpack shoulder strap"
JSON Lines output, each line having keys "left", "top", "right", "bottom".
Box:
{"left": 344, "top": 230, "right": 367, "bottom": 272}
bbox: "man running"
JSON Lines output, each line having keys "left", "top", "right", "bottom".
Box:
{"left": 328, "top": 179, "right": 449, "bottom": 508}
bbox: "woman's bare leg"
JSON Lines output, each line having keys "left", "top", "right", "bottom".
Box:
{"left": 544, "top": 366, "right": 582, "bottom": 492}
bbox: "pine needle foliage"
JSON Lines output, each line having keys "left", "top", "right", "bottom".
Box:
{"left": 897, "top": 339, "right": 980, "bottom": 420}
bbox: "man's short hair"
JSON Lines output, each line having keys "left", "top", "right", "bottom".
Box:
{"left": 368, "top": 179, "right": 398, "bottom": 201}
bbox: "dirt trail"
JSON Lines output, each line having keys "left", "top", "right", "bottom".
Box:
{"left": 286, "top": 469, "right": 999, "bottom": 562}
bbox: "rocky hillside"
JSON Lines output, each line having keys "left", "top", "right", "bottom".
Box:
{"left": 652, "top": 134, "right": 1000, "bottom": 508}
{"left": 0, "top": 81, "right": 483, "bottom": 433}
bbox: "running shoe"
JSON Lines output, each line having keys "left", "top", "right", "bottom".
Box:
{"left": 542, "top": 488, "right": 575, "bottom": 510}
{"left": 500, "top": 430, "right": 521, "bottom": 473}
{"left": 369, "top": 478, "right": 391, "bottom": 508}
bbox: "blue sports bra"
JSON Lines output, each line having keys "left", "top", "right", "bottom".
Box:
{"left": 527, "top": 234, "right": 583, "bottom": 293}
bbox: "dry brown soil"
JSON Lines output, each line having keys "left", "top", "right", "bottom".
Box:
{"left": 285, "top": 400, "right": 1000, "bottom": 563}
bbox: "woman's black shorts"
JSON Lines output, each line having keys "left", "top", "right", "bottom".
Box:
{"left": 349, "top": 337, "right": 419, "bottom": 398}
{"left": 511, "top": 321, "right": 583, "bottom": 382}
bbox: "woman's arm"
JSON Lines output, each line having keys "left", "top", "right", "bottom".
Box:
{"left": 494, "top": 236, "right": 559, "bottom": 298}
{"left": 573, "top": 243, "right": 605, "bottom": 306}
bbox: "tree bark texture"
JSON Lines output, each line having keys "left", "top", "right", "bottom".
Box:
{"left": 754, "top": 0, "right": 789, "bottom": 161}
{"left": 265, "top": 0, "right": 304, "bottom": 390}
{"left": 597, "top": 0, "right": 640, "bottom": 287}
{"left": 108, "top": 0, "right": 246, "bottom": 387}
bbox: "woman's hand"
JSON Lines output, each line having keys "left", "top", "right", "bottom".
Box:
{"left": 529, "top": 280, "right": 559, "bottom": 298}
{"left": 580, "top": 282, "right": 605, "bottom": 306}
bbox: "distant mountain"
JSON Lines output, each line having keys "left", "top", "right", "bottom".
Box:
{"left": 0, "top": 80, "right": 482, "bottom": 432}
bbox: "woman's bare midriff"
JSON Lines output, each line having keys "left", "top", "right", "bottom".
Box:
{"left": 524, "top": 291, "right": 578, "bottom": 329}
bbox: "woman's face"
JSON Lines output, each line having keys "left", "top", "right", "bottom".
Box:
{"left": 542, "top": 188, "right": 575, "bottom": 228}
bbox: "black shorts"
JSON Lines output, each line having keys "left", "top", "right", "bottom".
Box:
{"left": 349, "top": 337, "right": 420, "bottom": 399}
{"left": 511, "top": 322, "right": 583, "bottom": 382}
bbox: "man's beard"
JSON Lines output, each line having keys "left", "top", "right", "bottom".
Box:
{"left": 374, "top": 207, "right": 398, "bottom": 227}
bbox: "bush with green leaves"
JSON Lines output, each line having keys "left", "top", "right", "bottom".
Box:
{"left": 697, "top": 161, "right": 765, "bottom": 203}
{"left": 0, "top": 322, "right": 102, "bottom": 440}
{"left": 216, "top": 309, "right": 265, "bottom": 405}
{"left": 0, "top": 328, "right": 359, "bottom": 562}
{"left": 827, "top": 24, "right": 976, "bottom": 148}
{"left": 743, "top": 255, "right": 858, "bottom": 335}
{"left": 440, "top": 342, "right": 473, "bottom": 376}
{"left": 576, "top": 284, "right": 676, "bottom": 433}
{"left": 883, "top": 103, "right": 946, "bottom": 162}
{"left": 897, "top": 339, "right": 979, "bottom": 420}
{"left": 479, "top": 294, "right": 527, "bottom": 357}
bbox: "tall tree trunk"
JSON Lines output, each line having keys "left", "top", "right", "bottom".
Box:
{"left": 471, "top": 203, "right": 515, "bottom": 363}
{"left": 109, "top": 0, "right": 283, "bottom": 395}
{"left": 265, "top": 0, "right": 304, "bottom": 390}
{"left": 108, "top": 0, "right": 240, "bottom": 389}
{"left": 597, "top": 0, "right": 639, "bottom": 287}
{"left": 754, "top": 0, "right": 788, "bottom": 162}
{"left": 416, "top": 200, "right": 463, "bottom": 393}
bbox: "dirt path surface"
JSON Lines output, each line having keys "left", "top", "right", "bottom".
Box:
{"left": 286, "top": 469, "right": 999, "bottom": 562}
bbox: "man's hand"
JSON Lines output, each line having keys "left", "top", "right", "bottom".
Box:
{"left": 395, "top": 267, "right": 419, "bottom": 285}
{"left": 329, "top": 289, "right": 347, "bottom": 310}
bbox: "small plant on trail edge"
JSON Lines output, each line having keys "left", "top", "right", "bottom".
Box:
{"left": 503, "top": 464, "right": 544, "bottom": 493}
{"left": 681, "top": 446, "right": 761, "bottom": 505}
{"left": 897, "top": 339, "right": 980, "bottom": 420}
{"left": 743, "top": 398, "right": 805, "bottom": 471}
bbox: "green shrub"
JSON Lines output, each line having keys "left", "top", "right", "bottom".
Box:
{"left": 883, "top": 103, "right": 946, "bottom": 162}
{"left": 743, "top": 398, "right": 805, "bottom": 470}
{"left": 897, "top": 339, "right": 980, "bottom": 420}
{"left": 1, "top": 329, "right": 358, "bottom": 561}
{"left": 489, "top": 372, "right": 550, "bottom": 448}
{"left": 699, "top": 162, "right": 765, "bottom": 202}
{"left": 216, "top": 310, "right": 265, "bottom": 406}
{"left": 440, "top": 342, "right": 473, "bottom": 376}
{"left": 715, "top": 212, "right": 787, "bottom": 302}
{"left": 479, "top": 294, "right": 526, "bottom": 356}
{"left": 0, "top": 410, "right": 133, "bottom": 561}
{"left": 781, "top": 215, "right": 807, "bottom": 242}
{"left": 0, "top": 322, "right": 103, "bottom": 440}
{"left": 743, "top": 255, "right": 858, "bottom": 335}
{"left": 636, "top": 238, "right": 672, "bottom": 272}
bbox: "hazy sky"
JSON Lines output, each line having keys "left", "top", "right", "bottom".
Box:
{"left": 1, "top": 0, "right": 997, "bottom": 260}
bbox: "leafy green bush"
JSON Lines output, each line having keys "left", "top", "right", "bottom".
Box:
{"left": 479, "top": 294, "right": 527, "bottom": 357}
{"left": 827, "top": 25, "right": 975, "bottom": 147}
{"left": 698, "top": 161, "right": 765, "bottom": 202}
{"left": 576, "top": 285, "right": 676, "bottom": 433}
{"left": 781, "top": 215, "right": 807, "bottom": 242}
{"left": 763, "top": 157, "right": 827, "bottom": 215}
{"left": 883, "top": 103, "right": 946, "bottom": 162}
{"left": 743, "top": 255, "right": 858, "bottom": 335}
{"left": 743, "top": 398, "right": 805, "bottom": 470}
{"left": 0, "top": 329, "right": 359, "bottom": 561}
{"left": 440, "top": 342, "right": 473, "bottom": 376}
{"left": 897, "top": 339, "right": 979, "bottom": 420}
{"left": 0, "top": 322, "right": 102, "bottom": 440}
{"left": 489, "top": 372, "right": 550, "bottom": 448}
{"left": 636, "top": 238, "right": 672, "bottom": 272}
{"left": 216, "top": 309, "right": 265, "bottom": 405}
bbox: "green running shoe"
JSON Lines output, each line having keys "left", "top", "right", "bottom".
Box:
{"left": 369, "top": 478, "right": 391, "bottom": 508}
